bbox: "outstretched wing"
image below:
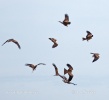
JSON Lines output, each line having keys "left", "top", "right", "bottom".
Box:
{"left": 52, "top": 63, "right": 59, "bottom": 75}
{"left": 25, "top": 64, "right": 34, "bottom": 68}
{"left": 52, "top": 43, "right": 58, "bottom": 48}
{"left": 14, "top": 41, "right": 21, "bottom": 49}
{"left": 91, "top": 53, "right": 99, "bottom": 56}
{"left": 2, "top": 39, "right": 13, "bottom": 46}
{"left": 64, "top": 14, "right": 69, "bottom": 22}
{"left": 2, "top": 39, "right": 21, "bottom": 49}
{"left": 66, "top": 64, "right": 73, "bottom": 70}
{"left": 49, "top": 38, "right": 57, "bottom": 43}
{"left": 2, "top": 40, "right": 9, "bottom": 46}
{"left": 86, "top": 31, "right": 92, "bottom": 35}
{"left": 58, "top": 74, "right": 67, "bottom": 80}
{"left": 37, "top": 63, "right": 46, "bottom": 66}
{"left": 92, "top": 57, "right": 99, "bottom": 62}
{"left": 68, "top": 74, "right": 73, "bottom": 82}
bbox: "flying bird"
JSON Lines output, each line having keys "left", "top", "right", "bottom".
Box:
{"left": 90, "top": 53, "right": 100, "bottom": 62}
{"left": 25, "top": 63, "right": 46, "bottom": 72}
{"left": 82, "top": 31, "right": 93, "bottom": 41}
{"left": 59, "top": 14, "right": 71, "bottom": 27}
{"left": 2, "top": 39, "right": 21, "bottom": 49}
{"left": 64, "top": 64, "right": 74, "bottom": 83}
{"left": 52, "top": 63, "right": 76, "bottom": 85}
{"left": 52, "top": 63, "right": 59, "bottom": 76}
{"left": 49, "top": 38, "right": 58, "bottom": 48}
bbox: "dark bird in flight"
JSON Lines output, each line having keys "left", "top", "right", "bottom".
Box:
{"left": 52, "top": 63, "right": 76, "bottom": 85}
{"left": 90, "top": 53, "right": 100, "bottom": 62}
{"left": 2, "top": 39, "right": 21, "bottom": 49}
{"left": 59, "top": 14, "right": 71, "bottom": 27}
{"left": 64, "top": 64, "right": 74, "bottom": 83}
{"left": 49, "top": 38, "right": 58, "bottom": 48}
{"left": 52, "top": 63, "right": 59, "bottom": 76}
{"left": 82, "top": 31, "right": 93, "bottom": 41}
{"left": 25, "top": 63, "right": 46, "bottom": 72}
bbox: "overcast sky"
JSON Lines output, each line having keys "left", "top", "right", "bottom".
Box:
{"left": 0, "top": 0, "right": 109, "bottom": 100}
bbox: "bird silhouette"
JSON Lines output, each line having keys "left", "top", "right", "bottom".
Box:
{"left": 25, "top": 63, "right": 46, "bottom": 72}
{"left": 2, "top": 39, "right": 21, "bottom": 49}
{"left": 49, "top": 38, "right": 58, "bottom": 48}
{"left": 90, "top": 53, "right": 100, "bottom": 62}
{"left": 52, "top": 63, "right": 76, "bottom": 85}
{"left": 63, "top": 64, "right": 77, "bottom": 85}
{"left": 59, "top": 14, "right": 71, "bottom": 27}
{"left": 82, "top": 31, "right": 93, "bottom": 41}
{"left": 52, "top": 63, "right": 59, "bottom": 76}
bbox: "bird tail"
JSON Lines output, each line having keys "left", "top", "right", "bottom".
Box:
{"left": 64, "top": 68, "right": 68, "bottom": 75}
{"left": 82, "top": 38, "right": 86, "bottom": 41}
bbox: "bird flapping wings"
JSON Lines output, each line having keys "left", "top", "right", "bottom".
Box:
{"left": 2, "top": 39, "right": 21, "bottom": 49}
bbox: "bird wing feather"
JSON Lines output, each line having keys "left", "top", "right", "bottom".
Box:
{"left": 66, "top": 64, "right": 73, "bottom": 70}
{"left": 52, "top": 63, "right": 58, "bottom": 75}
{"left": 64, "top": 14, "right": 69, "bottom": 22}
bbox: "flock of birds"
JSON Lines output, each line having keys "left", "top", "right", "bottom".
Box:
{"left": 2, "top": 14, "right": 100, "bottom": 85}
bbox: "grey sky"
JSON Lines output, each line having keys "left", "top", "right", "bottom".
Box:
{"left": 0, "top": 0, "right": 109, "bottom": 100}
